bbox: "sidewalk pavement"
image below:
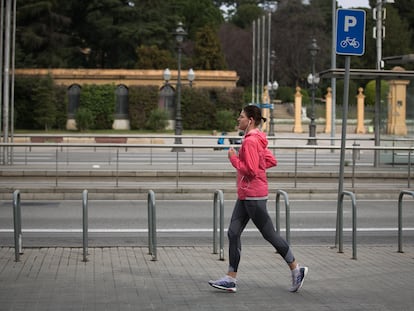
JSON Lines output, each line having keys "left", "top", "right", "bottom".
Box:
{"left": 1, "top": 244, "right": 413, "bottom": 311}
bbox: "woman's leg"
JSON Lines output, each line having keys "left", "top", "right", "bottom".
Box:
{"left": 227, "top": 199, "right": 250, "bottom": 277}
{"left": 245, "top": 200, "right": 295, "bottom": 265}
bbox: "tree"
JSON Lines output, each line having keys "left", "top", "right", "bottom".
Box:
{"left": 194, "top": 25, "right": 227, "bottom": 70}
{"left": 135, "top": 45, "right": 174, "bottom": 69}
{"left": 32, "top": 76, "right": 57, "bottom": 130}
{"left": 16, "top": 0, "right": 71, "bottom": 67}
{"left": 218, "top": 23, "right": 251, "bottom": 86}
{"left": 230, "top": 2, "right": 264, "bottom": 29}
{"left": 272, "top": 0, "right": 328, "bottom": 87}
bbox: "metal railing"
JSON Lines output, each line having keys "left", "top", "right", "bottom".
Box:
{"left": 213, "top": 190, "right": 225, "bottom": 261}
{"left": 275, "top": 190, "right": 290, "bottom": 244}
{"left": 147, "top": 190, "right": 157, "bottom": 261}
{"left": 12, "top": 190, "right": 22, "bottom": 262}
{"left": 82, "top": 189, "right": 88, "bottom": 262}
{"left": 398, "top": 190, "right": 414, "bottom": 253}
{"left": 336, "top": 190, "right": 357, "bottom": 260}
{"left": 1, "top": 142, "right": 413, "bottom": 190}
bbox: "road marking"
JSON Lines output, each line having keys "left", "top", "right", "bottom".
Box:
{"left": 0, "top": 228, "right": 413, "bottom": 233}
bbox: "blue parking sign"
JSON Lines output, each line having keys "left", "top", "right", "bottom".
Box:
{"left": 336, "top": 9, "right": 366, "bottom": 56}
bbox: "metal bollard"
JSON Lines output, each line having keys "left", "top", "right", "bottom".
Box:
{"left": 398, "top": 190, "right": 414, "bottom": 253}
{"left": 82, "top": 190, "right": 89, "bottom": 262}
{"left": 338, "top": 191, "right": 357, "bottom": 260}
{"left": 13, "top": 190, "right": 23, "bottom": 262}
{"left": 147, "top": 190, "right": 157, "bottom": 261}
{"left": 275, "top": 190, "right": 291, "bottom": 244}
{"left": 213, "top": 190, "right": 225, "bottom": 261}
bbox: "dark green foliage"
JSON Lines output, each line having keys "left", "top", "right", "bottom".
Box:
{"left": 75, "top": 107, "right": 95, "bottom": 131}
{"left": 33, "top": 76, "right": 57, "bottom": 130}
{"left": 216, "top": 109, "right": 236, "bottom": 132}
{"left": 193, "top": 25, "right": 227, "bottom": 70}
{"left": 135, "top": 45, "right": 174, "bottom": 69}
{"left": 180, "top": 87, "right": 244, "bottom": 130}
{"left": 128, "top": 86, "right": 159, "bottom": 130}
{"left": 181, "top": 87, "right": 216, "bottom": 130}
{"left": 15, "top": 75, "right": 58, "bottom": 130}
{"left": 364, "top": 80, "right": 390, "bottom": 107}
{"left": 14, "top": 77, "right": 40, "bottom": 129}
{"left": 54, "top": 85, "right": 69, "bottom": 130}
{"left": 335, "top": 80, "right": 359, "bottom": 107}
{"left": 79, "top": 84, "right": 116, "bottom": 129}
{"left": 145, "top": 108, "right": 169, "bottom": 131}
{"left": 277, "top": 86, "right": 295, "bottom": 103}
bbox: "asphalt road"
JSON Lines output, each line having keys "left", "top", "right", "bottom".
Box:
{"left": 1, "top": 199, "right": 413, "bottom": 247}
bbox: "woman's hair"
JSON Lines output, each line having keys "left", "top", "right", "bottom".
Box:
{"left": 243, "top": 105, "right": 267, "bottom": 126}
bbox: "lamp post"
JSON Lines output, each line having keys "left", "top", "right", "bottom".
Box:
{"left": 267, "top": 80, "right": 278, "bottom": 136}
{"left": 173, "top": 22, "right": 187, "bottom": 147}
{"left": 268, "top": 50, "right": 277, "bottom": 136}
{"left": 307, "top": 38, "right": 320, "bottom": 145}
{"left": 373, "top": 0, "right": 394, "bottom": 166}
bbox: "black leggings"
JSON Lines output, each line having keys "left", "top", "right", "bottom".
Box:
{"left": 227, "top": 199, "right": 295, "bottom": 273}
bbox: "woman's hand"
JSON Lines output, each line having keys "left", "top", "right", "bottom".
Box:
{"left": 228, "top": 147, "right": 237, "bottom": 159}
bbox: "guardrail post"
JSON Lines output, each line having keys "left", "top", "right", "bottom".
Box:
{"left": 147, "top": 190, "right": 157, "bottom": 261}
{"left": 55, "top": 149, "right": 58, "bottom": 187}
{"left": 213, "top": 190, "right": 225, "bottom": 261}
{"left": 294, "top": 149, "right": 298, "bottom": 188}
{"left": 408, "top": 151, "right": 412, "bottom": 188}
{"left": 352, "top": 142, "right": 360, "bottom": 188}
{"left": 82, "top": 189, "right": 88, "bottom": 262}
{"left": 398, "top": 190, "right": 414, "bottom": 253}
{"left": 116, "top": 148, "right": 119, "bottom": 187}
{"left": 13, "top": 190, "right": 23, "bottom": 262}
{"left": 338, "top": 191, "right": 357, "bottom": 260}
{"left": 275, "top": 190, "right": 291, "bottom": 244}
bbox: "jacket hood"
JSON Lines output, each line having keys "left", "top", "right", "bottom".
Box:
{"left": 245, "top": 129, "right": 268, "bottom": 148}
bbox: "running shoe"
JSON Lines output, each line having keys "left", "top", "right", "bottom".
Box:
{"left": 208, "top": 276, "right": 237, "bottom": 293}
{"left": 289, "top": 266, "right": 308, "bottom": 292}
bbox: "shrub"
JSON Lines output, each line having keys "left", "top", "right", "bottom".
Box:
{"left": 75, "top": 107, "right": 95, "bottom": 131}
{"left": 129, "top": 86, "right": 159, "bottom": 130}
{"left": 216, "top": 109, "right": 236, "bottom": 132}
{"left": 80, "top": 84, "right": 116, "bottom": 129}
{"left": 145, "top": 108, "right": 169, "bottom": 131}
{"left": 277, "top": 86, "right": 295, "bottom": 103}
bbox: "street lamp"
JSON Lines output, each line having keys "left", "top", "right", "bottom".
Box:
{"left": 268, "top": 50, "right": 277, "bottom": 136}
{"left": 307, "top": 38, "right": 320, "bottom": 145}
{"left": 173, "top": 22, "right": 187, "bottom": 148}
{"left": 187, "top": 68, "right": 195, "bottom": 87}
{"left": 267, "top": 80, "right": 278, "bottom": 136}
{"left": 163, "top": 68, "right": 171, "bottom": 82}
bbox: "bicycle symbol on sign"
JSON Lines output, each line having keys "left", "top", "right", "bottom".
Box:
{"left": 340, "top": 37, "right": 360, "bottom": 49}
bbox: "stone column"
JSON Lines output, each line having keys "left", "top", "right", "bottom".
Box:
{"left": 261, "top": 85, "right": 270, "bottom": 132}
{"left": 388, "top": 66, "right": 409, "bottom": 136}
{"left": 293, "top": 86, "right": 303, "bottom": 133}
{"left": 325, "top": 87, "right": 332, "bottom": 133}
{"left": 356, "top": 87, "right": 366, "bottom": 134}
{"left": 386, "top": 91, "right": 393, "bottom": 134}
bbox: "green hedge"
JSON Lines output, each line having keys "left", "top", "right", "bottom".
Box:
{"left": 79, "top": 84, "right": 116, "bottom": 129}
{"left": 14, "top": 76, "right": 246, "bottom": 131}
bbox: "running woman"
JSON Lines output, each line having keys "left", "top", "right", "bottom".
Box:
{"left": 208, "top": 105, "right": 308, "bottom": 293}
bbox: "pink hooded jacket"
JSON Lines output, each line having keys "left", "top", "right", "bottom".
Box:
{"left": 229, "top": 129, "right": 277, "bottom": 199}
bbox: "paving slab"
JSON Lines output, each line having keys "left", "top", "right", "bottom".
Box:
{"left": 0, "top": 245, "right": 413, "bottom": 311}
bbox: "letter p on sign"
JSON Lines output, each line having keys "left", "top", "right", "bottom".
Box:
{"left": 344, "top": 16, "right": 357, "bottom": 32}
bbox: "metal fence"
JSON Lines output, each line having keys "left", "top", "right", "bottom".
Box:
{"left": 0, "top": 135, "right": 413, "bottom": 189}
